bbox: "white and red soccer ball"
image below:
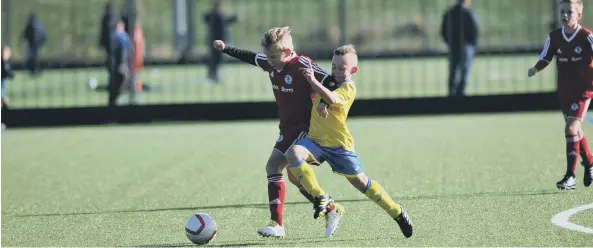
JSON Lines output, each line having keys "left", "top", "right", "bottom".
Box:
{"left": 185, "top": 213, "right": 217, "bottom": 245}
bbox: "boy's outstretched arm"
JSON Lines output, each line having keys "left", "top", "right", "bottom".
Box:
{"left": 529, "top": 35, "right": 554, "bottom": 77}
{"left": 213, "top": 40, "right": 260, "bottom": 67}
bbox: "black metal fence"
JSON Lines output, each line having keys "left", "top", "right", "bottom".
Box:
{"left": 2, "top": 0, "right": 587, "bottom": 109}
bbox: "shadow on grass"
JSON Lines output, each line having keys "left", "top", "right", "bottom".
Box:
{"left": 135, "top": 241, "right": 266, "bottom": 247}
{"left": 136, "top": 236, "right": 383, "bottom": 247}
{"left": 11, "top": 189, "right": 563, "bottom": 218}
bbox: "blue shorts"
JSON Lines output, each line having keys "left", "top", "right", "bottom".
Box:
{"left": 295, "top": 137, "right": 364, "bottom": 177}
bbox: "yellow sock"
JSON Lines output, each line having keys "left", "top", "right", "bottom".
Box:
{"left": 363, "top": 179, "right": 402, "bottom": 218}
{"left": 289, "top": 160, "right": 326, "bottom": 197}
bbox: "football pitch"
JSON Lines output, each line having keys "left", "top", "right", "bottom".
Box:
{"left": 8, "top": 55, "right": 556, "bottom": 108}
{"left": 1, "top": 112, "right": 592, "bottom": 246}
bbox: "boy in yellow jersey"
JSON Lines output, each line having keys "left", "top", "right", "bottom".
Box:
{"left": 286, "top": 45, "right": 414, "bottom": 238}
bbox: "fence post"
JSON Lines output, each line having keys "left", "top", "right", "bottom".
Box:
{"left": 551, "top": 0, "right": 560, "bottom": 31}
{"left": 2, "top": 0, "right": 12, "bottom": 47}
{"left": 172, "top": 0, "right": 189, "bottom": 61}
{"left": 185, "top": 0, "right": 196, "bottom": 60}
{"left": 125, "top": 0, "right": 137, "bottom": 29}
{"left": 338, "top": 0, "right": 348, "bottom": 45}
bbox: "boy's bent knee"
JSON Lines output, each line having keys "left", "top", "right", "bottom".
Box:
{"left": 565, "top": 118, "right": 582, "bottom": 136}
{"left": 346, "top": 173, "right": 369, "bottom": 192}
{"left": 286, "top": 145, "right": 308, "bottom": 165}
{"left": 266, "top": 149, "right": 287, "bottom": 175}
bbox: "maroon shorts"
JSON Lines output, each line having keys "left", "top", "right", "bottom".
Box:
{"left": 273, "top": 125, "right": 308, "bottom": 154}
{"left": 561, "top": 97, "right": 591, "bottom": 121}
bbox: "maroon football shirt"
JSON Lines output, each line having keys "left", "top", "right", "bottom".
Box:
{"left": 537, "top": 26, "right": 593, "bottom": 100}
{"left": 255, "top": 53, "right": 330, "bottom": 130}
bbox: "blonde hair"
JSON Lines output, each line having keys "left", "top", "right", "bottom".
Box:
{"left": 560, "top": 0, "right": 583, "bottom": 12}
{"left": 333, "top": 44, "right": 358, "bottom": 66}
{"left": 261, "top": 26, "right": 293, "bottom": 51}
{"left": 333, "top": 44, "right": 357, "bottom": 56}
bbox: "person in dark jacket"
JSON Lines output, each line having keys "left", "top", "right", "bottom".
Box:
{"left": 1, "top": 46, "right": 14, "bottom": 110}
{"left": 22, "top": 13, "right": 46, "bottom": 75}
{"left": 203, "top": 0, "right": 238, "bottom": 84}
{"left": 107, "top": 20, "right": 132, "bottom": 106}
{"left": 440, "top": 0, "right": 480, "bottom": 97}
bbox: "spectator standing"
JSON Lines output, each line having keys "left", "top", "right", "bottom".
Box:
{"left": 440, "top": 0, "right": 480, "bottom": 97}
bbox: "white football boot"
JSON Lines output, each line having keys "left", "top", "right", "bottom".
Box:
{"left": 257, "top": 220, "right": 285, "bottom": 238}
{"left": 324, "top": 203, "right": 344, "bottom": 237}
{"left": 556, "top": 174, "right": 577, "bottom": 190}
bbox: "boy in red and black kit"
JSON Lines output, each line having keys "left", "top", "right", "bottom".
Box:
{"left": 528, "top": 0, "right": 593, "bottom": 190}
{"left": 213, "top": 26, "right": 338, "bottom": 237}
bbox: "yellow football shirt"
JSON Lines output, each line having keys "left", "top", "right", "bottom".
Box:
{"left": 307, "top": 80, "right": 356, "bottom": 151}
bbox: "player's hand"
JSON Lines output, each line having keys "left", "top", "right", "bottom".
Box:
{"left": 317, "top": 102, "right": 329, "bottom": 119}
{"left": 528, "top": 67, "right": 538, "bottom": 77}
{"left": 299, "top": 58, "right": 316, "bottom": 83}
{"left": 213, "top": 40, "right": 225, "bottom": 52}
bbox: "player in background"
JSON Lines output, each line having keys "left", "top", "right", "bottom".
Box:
{"left": 213, "top": 26, "right": 337, "bottom": 237}
{"left": 286, "top": 45, "right": 414, "bottom": 238}
{"left": 528, "top": 0, "right": 593, "bottom": 189}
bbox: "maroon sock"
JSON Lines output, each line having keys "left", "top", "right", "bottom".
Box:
{"left": 579, "top": 134, "right": 593, "bottom": 166}
{"left": 566, "top": 135, "right": 581, "bottom": 176}
{"left": 267, "top": 174, "right": 285, "bottom": 226}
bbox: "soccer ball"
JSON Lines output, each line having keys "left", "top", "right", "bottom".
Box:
{"left": 185, "top": 213, "right": 217, "bottom": 245}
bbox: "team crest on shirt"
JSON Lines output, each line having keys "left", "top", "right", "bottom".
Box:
{"left": 284, "top": 75, "right": 293, "bottom": 84}
{"left": 574, "top": 46, "right": 582, "bottom": 54}
{"left": 571, "top": 103, "right": 579, "bottom": 111}
{"left": 557, "top": 48, "right": 562, "bottom": 54}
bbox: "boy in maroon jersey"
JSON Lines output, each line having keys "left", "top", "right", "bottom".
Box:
{"left": 528, "top": 0, "right": 593, "bottom": 190}
{"left": 213, "top": 26, "right": 337, "bottom": 237}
